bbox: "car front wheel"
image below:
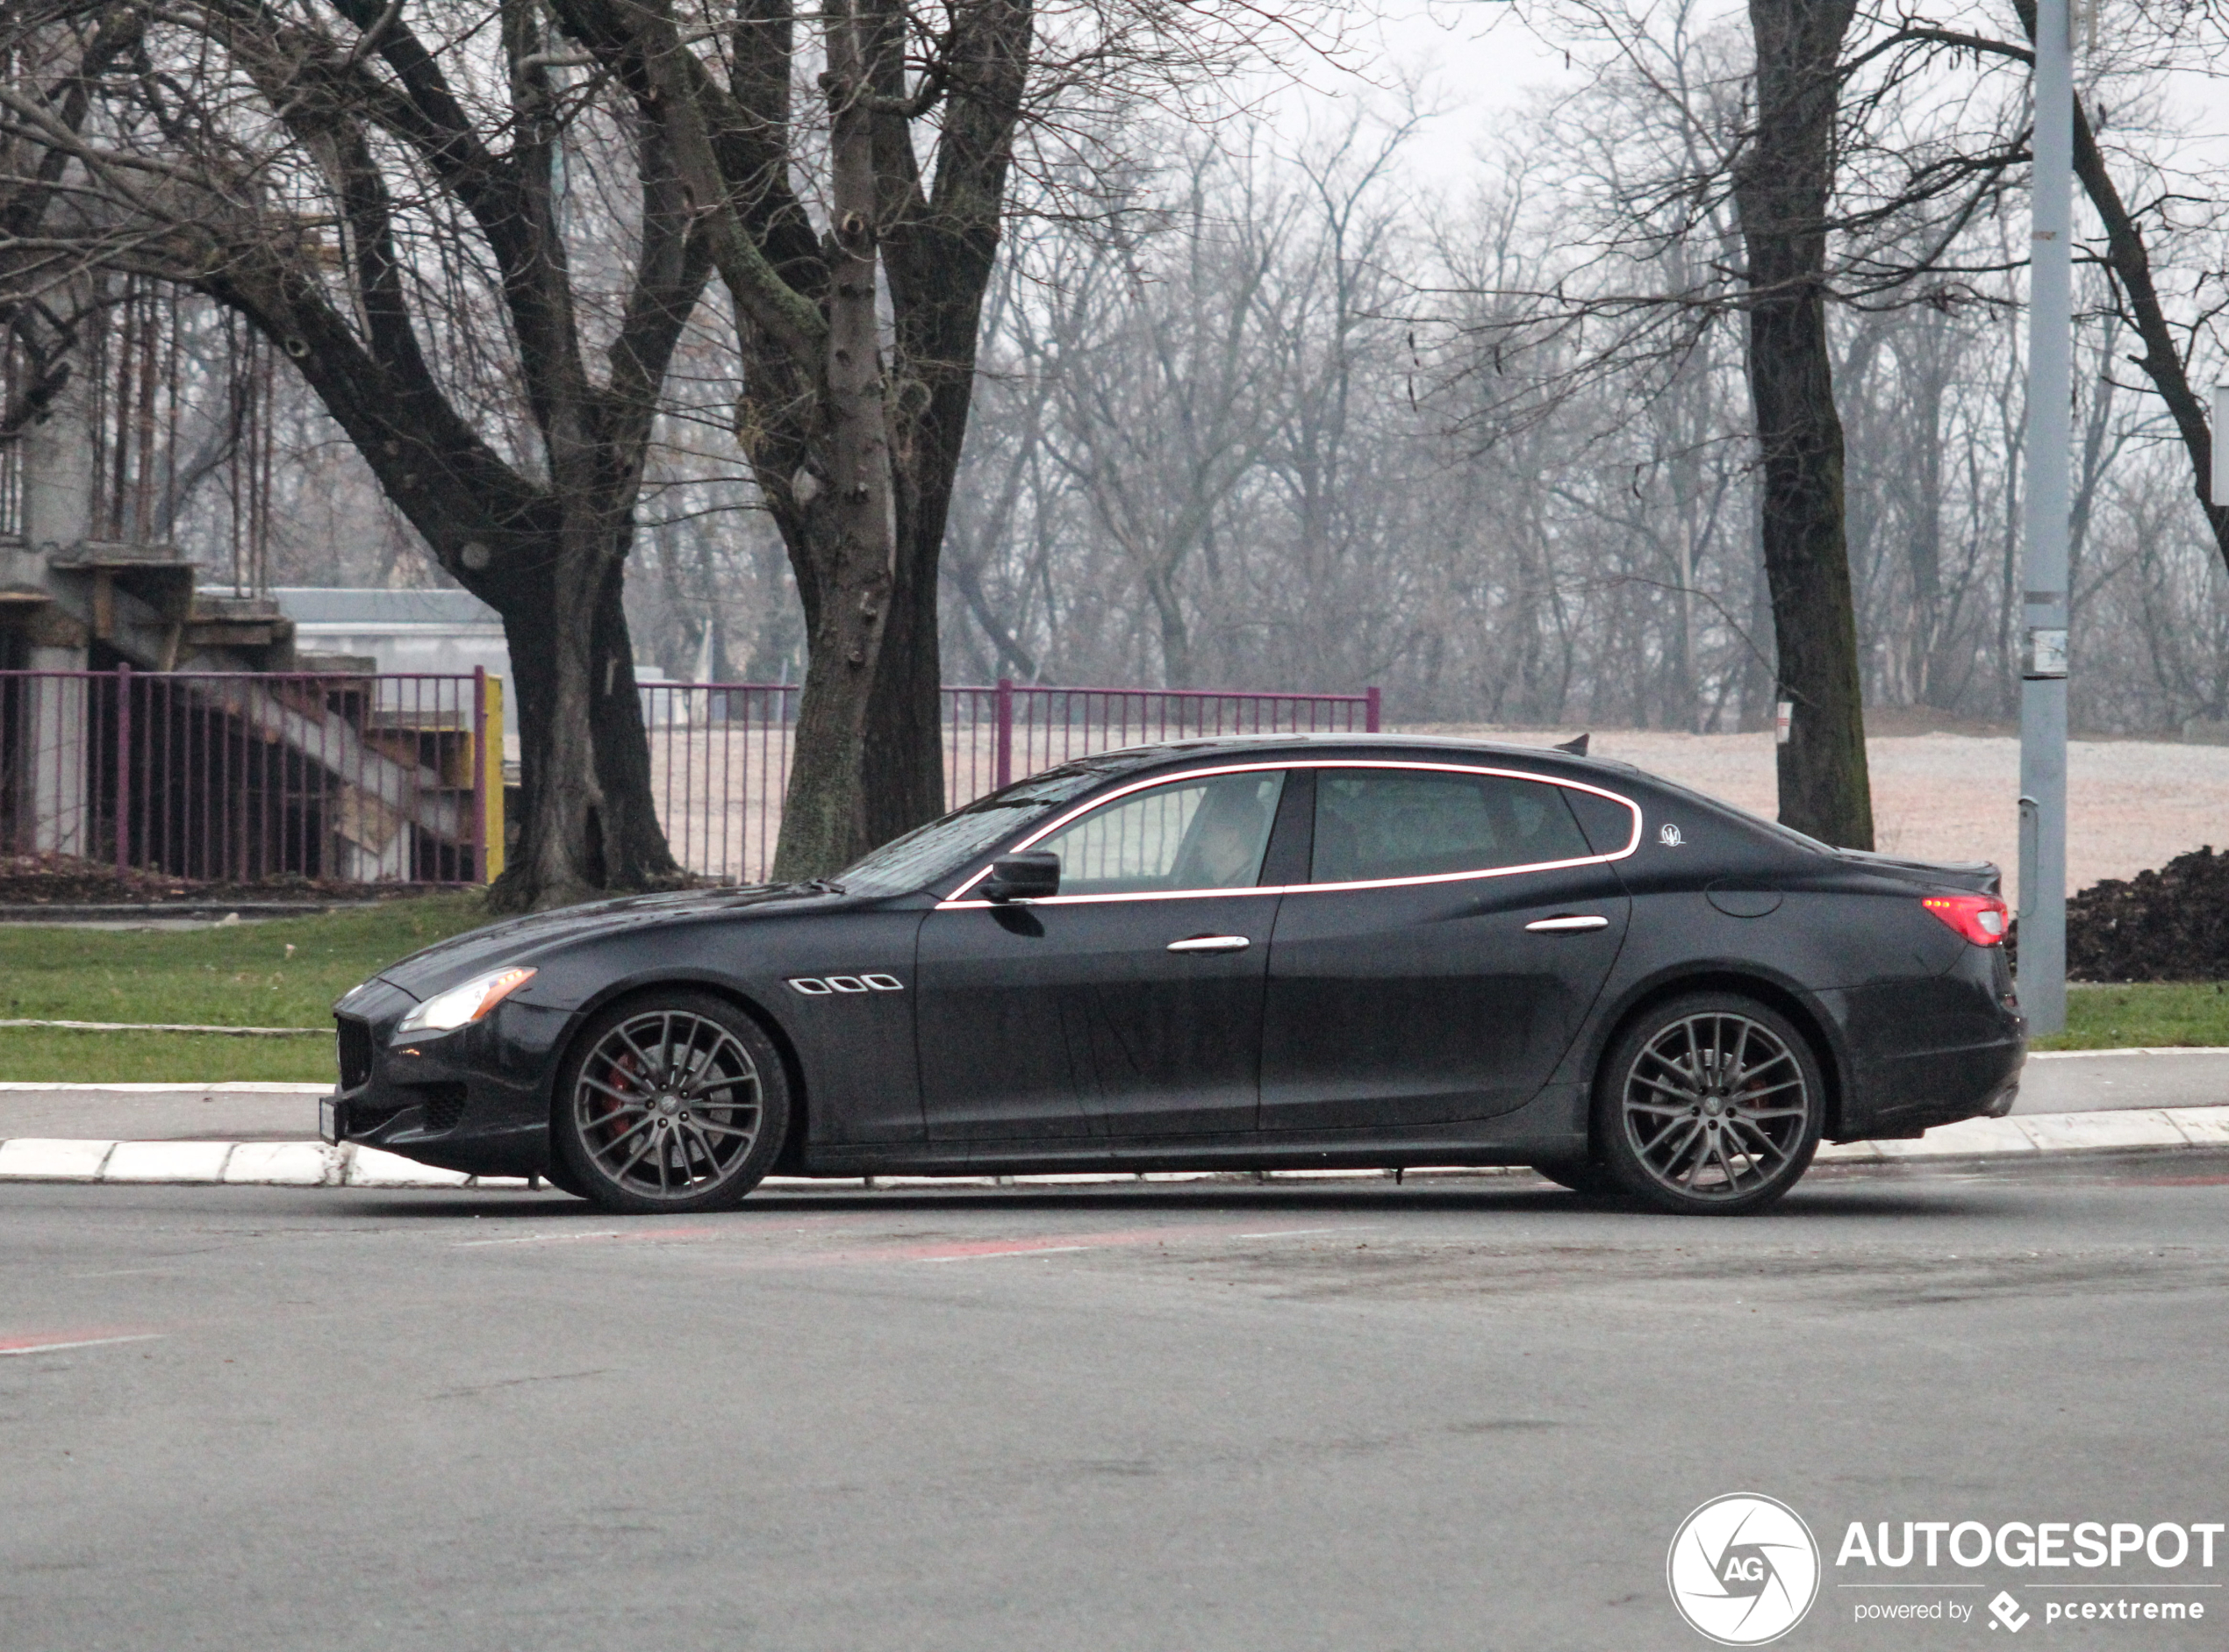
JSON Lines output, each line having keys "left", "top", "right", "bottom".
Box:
{"left": 1530, "top": 1159, "right": 1620, "bottom": 1197}
{"left": 1594, "top": 992, "right": 1823, "bottom": 1215}
{"left": 554, "top": 993, "right": 789, "bottom": 1215}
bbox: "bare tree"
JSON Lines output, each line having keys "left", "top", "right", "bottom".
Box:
{"left": 1734, "top": 0, "right": 1874, "bottom": 845}
{"left": 542, "top": 0, "right": 1333, "bottom": 875}
{"left": 0, "top": 0, "right": 718, "bottom": 908}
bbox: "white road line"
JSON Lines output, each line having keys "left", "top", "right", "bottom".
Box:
{"left": 454, "top": 1232, "right": 623, "bottom": 1248}
{"left": 915, "top": 1246, "right": 1093, "bottom": 1263}
{"left": 1236, "top": 1227, "right": 1351, "bottom": 1239}
{"left": 0, "top": 1334, "right": 163, "bottom": 1357}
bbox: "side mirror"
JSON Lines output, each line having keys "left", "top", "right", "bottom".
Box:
{"left": 982, "top": 851, "right": 1059, "bottom": 904}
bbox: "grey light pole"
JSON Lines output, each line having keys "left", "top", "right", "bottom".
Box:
{"left": 2018, "top": 0, "right": 2073, "bottom": 1033}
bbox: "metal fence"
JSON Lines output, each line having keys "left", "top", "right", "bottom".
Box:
{"left": 645, "top": 678, "right": 1378, "bottom": 883}
{"left": 0, "top": 668, "right": 494, "bottom": 886}
{"left": 4, "top": 669, "right": 1373, "bottom": 888}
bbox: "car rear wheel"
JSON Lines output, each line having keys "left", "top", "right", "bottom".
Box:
{"left": 1595, "top": 993, "right": 1823, "bottom": 1215}
{"left": 554, "top": 993, "right": 788, "bottom": 1215}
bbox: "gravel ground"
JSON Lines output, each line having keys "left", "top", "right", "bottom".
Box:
{"left": 1401, "top": 726, "right": 2229, "bottom": 906}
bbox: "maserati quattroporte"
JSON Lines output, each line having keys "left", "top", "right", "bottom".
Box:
{"left": 325, "top": 736, "right": 2025, "bottom": 1215}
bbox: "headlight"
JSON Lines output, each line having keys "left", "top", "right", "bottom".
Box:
{"left": 394, "top": 967, "right": 536, "bottom": 1037}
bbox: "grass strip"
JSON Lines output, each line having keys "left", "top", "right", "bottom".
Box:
{"left": 0, "top": 895, "right": 491, "bottom": 1082}
{"left": 2037, "top": 981, "right": 2229, "bottom": 1051}
{"left": 0, "top": 1028, "right": 340, "bottom": 1083}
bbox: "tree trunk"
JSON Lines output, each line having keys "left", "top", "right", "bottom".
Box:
{"left": 551, "top": 0, "right": 1031, "bottom": 876}
{"left": 587, "top": 554, "right": 674, "bottom": 885}
{"left": 1732, "top": 0, "right": 1875, "bottom": 848}
{"left": 476, "top": 528, "right": 678, "bottom": 910}
{"left": 769, "top": 0, "right": 903, "bottom": 880}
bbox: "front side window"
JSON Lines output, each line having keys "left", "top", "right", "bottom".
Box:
{"left": 1310, "top": 769, "right": 1592, "bottom": 883}
{"left": 1029, "top": 771, "right": 1286, "bottom": 896}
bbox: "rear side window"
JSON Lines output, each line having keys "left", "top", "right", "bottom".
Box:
{"left": 1310, "top": 769, "right": 1593, "bottom": 883}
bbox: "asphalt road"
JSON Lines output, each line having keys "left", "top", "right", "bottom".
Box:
{"left": 4, "top": 1156, "right": 2227, "bottom": 1651}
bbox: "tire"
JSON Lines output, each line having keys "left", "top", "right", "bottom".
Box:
{"left": 538, "top": 1159, "right": 591, "bottom": 1199}
{"left": 1593, "top": 991, "right": 1824, "bottom": 1216}
{"left": 553, "top": 992, "right": 790, "bottom": 1215}
{"left": 1530, "top": 1158, "right": 1622, "bottom": 1198}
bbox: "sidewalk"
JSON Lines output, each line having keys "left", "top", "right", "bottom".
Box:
{"left": 2014, "top": 1048, "right": 2229, "bottom": 1112}
{"left": 0, "top": 1049, "right": 2223, "bottom": 1190}
{"left": 2, "top": 1048, "right": 2220, "bottom": 1144}
{"left": 0, "top": 1103, "right": 2225, "bottom": 1190}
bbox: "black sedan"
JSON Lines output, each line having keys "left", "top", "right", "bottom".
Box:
{"left": 325, "top": 735, "right": 2025, "bottom": 1216}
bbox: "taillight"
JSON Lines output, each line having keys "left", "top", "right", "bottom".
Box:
{"left": 1922, "top": 893, "right": 2009, "bottom": 947}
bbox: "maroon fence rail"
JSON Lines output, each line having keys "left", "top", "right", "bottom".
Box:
{"left": 4, "top": 670, "right": 1374, "bottom": 888}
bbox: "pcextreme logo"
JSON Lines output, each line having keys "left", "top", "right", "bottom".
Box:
{"left": 1668, "top": 1494, "right": 1823, "bottom": 1646}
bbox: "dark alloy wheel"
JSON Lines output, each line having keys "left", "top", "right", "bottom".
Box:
{"left": 1594, "top": 992, "right": 1824, "bottom": 1215}
{"left": 554, "top": 993, "right": 789, "bottom": 1214}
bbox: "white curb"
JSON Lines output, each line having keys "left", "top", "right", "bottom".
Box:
{"left": 101, "top": 1141, "right": 238, "bottom": 1183}
{"left": 0, "top": 1139, "right": 515, "bottom": 1189}
{"left": 0, "top": 1082, "right": 335, "bottom": 1093}
{"left": 222, "top": 1142, "right": 341, "bottom": 1186}
{"left": 344, "top": 1147, "right": 475, "bottom": 1189}
{"left": 0, "top": 1104, "right": 2225, "bottom": 1189}
{"left": 0, "top": 1138, "right": 116, "bottom": 1181}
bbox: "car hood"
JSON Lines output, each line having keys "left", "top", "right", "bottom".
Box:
{"left": 369, "top": 884, "right": 837, "bottom": 999}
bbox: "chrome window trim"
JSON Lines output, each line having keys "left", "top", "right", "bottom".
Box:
{"left": 935, "top": 759, "right": 1643, "bottom": 911}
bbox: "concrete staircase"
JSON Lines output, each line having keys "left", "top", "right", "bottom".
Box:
{"left": 3, "top": 540, "right": 295, "bottom": 672}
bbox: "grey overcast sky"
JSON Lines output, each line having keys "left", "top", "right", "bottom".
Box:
{"left": 1271, "top": 0, "right": 2229, "bottom": 195}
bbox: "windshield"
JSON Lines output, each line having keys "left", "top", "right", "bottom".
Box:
{"left": 835, "top": 763, "right": 1123, "bottom": 896}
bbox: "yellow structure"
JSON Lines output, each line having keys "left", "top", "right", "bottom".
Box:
{"left": 481, "top": 673, "right": 505, "bottom": 882}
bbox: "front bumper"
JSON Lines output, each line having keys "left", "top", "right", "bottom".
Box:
{"left": 328, "top": 978, "right": 571, "bottom": 1177}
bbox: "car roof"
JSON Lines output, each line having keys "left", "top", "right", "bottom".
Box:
{"left": 1073, "top": 732, "right": 1644, "bottom": 783}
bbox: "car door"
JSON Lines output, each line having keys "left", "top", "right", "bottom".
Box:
{"left": 914, "top": 768, "right": 1288, "bottom": 1144}
{"left": 1259, "top": 763, "right": 1636, "bottom": 1132}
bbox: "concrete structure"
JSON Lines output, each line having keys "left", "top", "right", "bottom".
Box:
{"left": 0, "top": 344, "right": 293, "bottom": 678}
{"left": 1, "top": 330, "right": 499, "bottom": 883}
{"left": 272, "top": 586, "right": 511, "bottom": 680}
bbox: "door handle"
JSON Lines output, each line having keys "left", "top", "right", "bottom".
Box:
{"left": 1167, "top": 934, "right": 1251, "bottom": 953}
{"left": 1524, "top": 914, "right": 1610, "bottom": 933}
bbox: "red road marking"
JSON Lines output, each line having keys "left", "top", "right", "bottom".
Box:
{"left": 0, "top": 1331, "right": 161, "bottom": 1357}
{"left": 802, "top": 1225, "right": 1263, "bottom": 1266}
{"left": 448, "top": 1218, "right": 1364, "bottom": 1266}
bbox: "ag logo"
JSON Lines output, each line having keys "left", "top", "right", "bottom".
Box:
{"left": 1666, "top": 1493, "right": 1819, "bottom": 1645}
{"left": 1659, "top": 822, "right": 1685, "bottom": 847}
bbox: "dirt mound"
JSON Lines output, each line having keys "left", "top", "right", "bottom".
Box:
{"left": 0, "top": 852, "right": 422, "bottom": 908}
{"left": 2062, "top": 847, "right": 2229, "bottom": 982}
